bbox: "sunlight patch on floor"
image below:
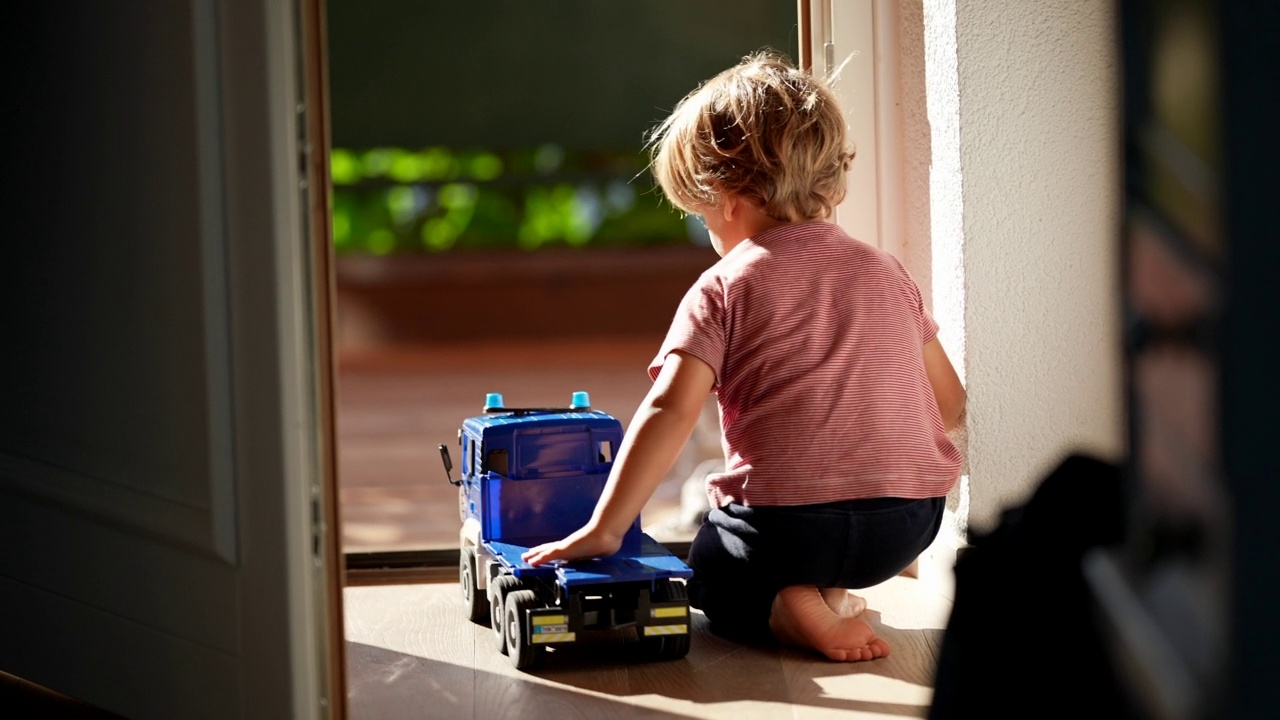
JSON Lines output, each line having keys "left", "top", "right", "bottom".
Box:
{"left": 814, "top": 674, "right": 932, "bottom": 705}
{"left": 344, "top": 522, "right": 415, "bottom": 546}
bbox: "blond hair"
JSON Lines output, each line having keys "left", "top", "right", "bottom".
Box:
{"left": 648, "top": 51, "right": 854, "bottom": 223}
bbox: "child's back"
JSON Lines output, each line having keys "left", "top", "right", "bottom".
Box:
{"left": 652, "top": 220, "right": 962, "bottom": 508}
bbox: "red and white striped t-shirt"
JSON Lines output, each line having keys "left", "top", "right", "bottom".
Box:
{"left": 649, "top": 221, "right": 962, "bottom": 508}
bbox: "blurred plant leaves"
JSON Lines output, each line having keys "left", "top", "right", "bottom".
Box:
{"left": 330, "top": 145, "right": 691, "bottom": 254}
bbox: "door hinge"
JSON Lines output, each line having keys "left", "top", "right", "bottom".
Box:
{"left": 311, "top": 486, "right": 324, "bottom": 564}
{"left": 296, "top": 102, "right": 310, "bottom": 190}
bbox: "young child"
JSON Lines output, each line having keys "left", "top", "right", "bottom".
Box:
{"left": 522, "top": 51, "right": 965, "bottom": 663}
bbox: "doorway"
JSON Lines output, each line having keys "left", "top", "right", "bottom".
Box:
{"left": 325, "top": 1, "right": 799, "bottom": 563}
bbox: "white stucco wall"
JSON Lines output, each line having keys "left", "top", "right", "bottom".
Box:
{"left": 899, "top": 0, "right": 971, "bottom": 531}
{"left": 897, "top": 0, "right": 1125, "bottom": 534}
{"left": 952, "top": 0, "right": 1125, "bottom": 532}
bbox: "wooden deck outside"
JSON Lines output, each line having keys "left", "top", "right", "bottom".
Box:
{"left": 336, "top": 335, "right": 719, "bottom": 553}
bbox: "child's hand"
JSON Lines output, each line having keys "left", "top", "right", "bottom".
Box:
{"left": 521, "top": 526, "right": 622, "bottom": 566}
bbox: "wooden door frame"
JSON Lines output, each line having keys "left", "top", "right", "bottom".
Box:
{"left": 796, "top": 0, "right": 905, "bottom": 259}
{"left": 300, "top": 0, "right": 347, "bottom": 716}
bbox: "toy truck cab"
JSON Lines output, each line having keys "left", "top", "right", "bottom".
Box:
{"left": 440, "top": 391, "right": 693, "bottom": 670}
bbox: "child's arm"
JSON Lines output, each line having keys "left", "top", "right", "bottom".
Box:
{"left": 924, "top": 338, "right": 966, "bottom": 432}
{"left": 522, "top": 350, "right": 715, "bottom": 566}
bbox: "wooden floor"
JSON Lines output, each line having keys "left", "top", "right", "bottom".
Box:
{"left": 344, "top": 524, "right": 962, "bottom": 720}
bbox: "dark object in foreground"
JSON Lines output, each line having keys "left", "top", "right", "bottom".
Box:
{"left": 928, "top": 455, "right": 1138, "bottom": 719}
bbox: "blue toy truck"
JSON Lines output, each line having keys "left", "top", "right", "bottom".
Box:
{"left": 439, "top": 391, "right": 694, "bottom": 670}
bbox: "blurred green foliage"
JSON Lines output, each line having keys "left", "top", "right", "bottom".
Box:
{"left": 330, "top": 145, "right": 696, "bottom": 255}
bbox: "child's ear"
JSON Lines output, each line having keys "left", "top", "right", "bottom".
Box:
{"left": 720, "top": 193, "right": 739, "bottom": 222}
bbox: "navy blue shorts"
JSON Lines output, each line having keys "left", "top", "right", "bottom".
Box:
{"left": 687, "top": 496, "right": 945, "bottom": 643}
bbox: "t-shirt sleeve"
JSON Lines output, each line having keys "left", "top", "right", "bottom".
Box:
{"left": 648, "top": 273, "right": 727, "bottom": 387}
{"left": 891, "top": 255, "right": 939, "bottom": 344}
{"left": 917, "top": 285, "right": 940, "bottom": 344}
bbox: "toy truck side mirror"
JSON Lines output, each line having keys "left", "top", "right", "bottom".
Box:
{"left": 439, "top": 444, "right": 459, "bottom": 486}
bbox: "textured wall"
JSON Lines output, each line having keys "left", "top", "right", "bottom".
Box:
{"left": 952, "top": 0, "right": 1125, "bottom": 532}
{"left": 897, "top": 1, "right": 1124, "bottom": 534}
{"left": 900, "top": 0, "right": 972, "bottom": 527}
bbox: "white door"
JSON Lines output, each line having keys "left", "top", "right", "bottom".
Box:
{"left": 0, "top": 2, "right": 341, "bottom": 718}
{"left": 800, "top": 0, "right": 905, "bottom": 258}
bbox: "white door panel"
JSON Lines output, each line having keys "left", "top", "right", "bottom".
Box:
{"left": 0, "top": 1, "right": 335, "bottom": 718}
{"left": 801, "top": 0, "right": 904, "bottom": 259}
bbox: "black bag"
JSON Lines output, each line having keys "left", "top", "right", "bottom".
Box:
{"left": 928, "top": 455, "right": 1138, "bottom": 719}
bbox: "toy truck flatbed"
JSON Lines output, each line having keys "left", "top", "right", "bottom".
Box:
{"left": 440, "top": 392, "right": 694, "bottom": 670}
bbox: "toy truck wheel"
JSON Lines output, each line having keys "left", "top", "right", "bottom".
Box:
{"left": 488, "top": 574, "right": 522, "bottom": 654}
{"left": 459, "top": 547, "right": 489, "bottom": 623}
{"left": 641, "top": 579, "right": 691, "bottom": 661}
{"left": 504, "top": 589, "right": 544, "bottom": 670}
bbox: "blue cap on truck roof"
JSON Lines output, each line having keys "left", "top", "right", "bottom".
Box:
{"left": 570, "top": 391, "right": 590, "bottom": 409}
{"left": 483, "top": 392, "right": 505, "bottom": 412}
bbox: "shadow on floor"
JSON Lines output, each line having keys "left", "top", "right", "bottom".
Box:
{"left": 537, "top": 612, "right": 935, "bottom": 718}
{"left": 346, "top": 641, "right": 699, "bottom": 720}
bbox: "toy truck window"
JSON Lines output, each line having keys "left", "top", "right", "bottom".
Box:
{"left": 598, "top": 440, "right": 613, "bottom": 463}
{"left": 515, "top": 430, "right": 594, "bottom": 477}
{"left": 487, "top": 449, "right": 509, "bottom": 476}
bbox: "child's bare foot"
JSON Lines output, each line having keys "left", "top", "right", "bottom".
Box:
{"left": 769, "top": 585, "right": 890, "bottom": 662}
{"left": 820, "top": 588, "right": 867, "bottom": 618}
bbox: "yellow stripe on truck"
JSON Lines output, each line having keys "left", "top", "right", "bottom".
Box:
{"left": 531, "top": 633, "right": 576, "bottom": 644}
{"left": 643, "top": 624, "right": 689, "bottom": 636}
{"left": 651, "top": 606, "right": 688, "bottom": 619}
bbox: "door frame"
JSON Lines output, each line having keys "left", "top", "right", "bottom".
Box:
{"left": 799, "top": 0, "right": 905, "bottom": 259}
{"left": 300, "top": 0, "right": 347, "bottom": 716}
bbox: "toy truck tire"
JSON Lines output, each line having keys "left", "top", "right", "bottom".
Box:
{"left": 503, "top": 589, "right": 544, "bottom": 670}
{"left": 640, "top": 579, "right": 692, "bottom": 661}
{"left": 488, "top": 574, "right": 522, "bottom": 654}
{"left": 459, "top": 547, "right": 489, "bottom": 623}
